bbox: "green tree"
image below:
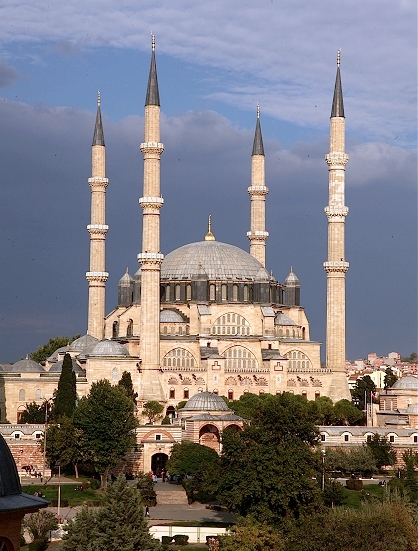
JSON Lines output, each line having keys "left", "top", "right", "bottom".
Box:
{"left": 117, "top": 371, "right": 138, "bottom": 406}
{"left": 308, "top": 396, "right": 335, "bottom": 425}
{"left": 228, "top": 392, "right": 265, "bottom": 420}
{"left": 216, "top": 393, "right": 323, "bottom": 524}
{"left": 23, "top": 510, "right": 58, "bottom": 550}
{"left": 20, "top": 400, "right": 53, "bottom": 424}
{"left": 402, "top": 449, "right": 418, "bottom": 501}
{"left": 351, "top": 375, "right": 376, "bottom": 410}
{"left": 333, "top": 399, "right": 364, "bottom": 425}
{"left": 142, "top": 400, "right": 164, "bottom": 424}
{"left": 73, "top": 380, "right": 138, "bottom": 487}
{"left": 322, "top": 479, "right": 346, "bottom": 508}
{"left": 44, "top": 417, "right": 88, "bottom": 479}
{"left": 367, "top": 434, "right": 396, "bottom": 469}
{"left": 219, "top": 519, "right": 285, "bottom": 551}
{"left": 167, "top": 441, "right": 219, "bottom": 477}
{"left": 29, "top": 335, "right": 80, "bottom": 364}
{"left": 52, "top": 353, "right": 77, "bottom": 420}
{"left": 63, "top": 475, "right": 161, "bottom": 551}
{"left": 384, "top": 367, "right": 398, "bottom": 389}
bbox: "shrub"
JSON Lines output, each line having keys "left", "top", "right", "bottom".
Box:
{"left": 161, "top": 415, "right": 171, "bottom": 425}
{"left": 28, "top": 539, "right": 48, "bottom": 551}
{"left": 161, "top": 536, "right": 173, "bottom": 544}
{"left": 173, "top": 534, "right": 189, "bottom": 545}
{"left": 90, "top": 478, "right": 100, "bottom": 490}
{"left": 346, "top": 478, "right": 363, "bottom": 491}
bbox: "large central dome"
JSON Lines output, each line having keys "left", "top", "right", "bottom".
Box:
{"left": 161, "top": 241, "right": 269, "bottom": 281}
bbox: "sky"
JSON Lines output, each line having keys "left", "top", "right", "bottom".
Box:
{"left": 0, "top": 0, "right": 416, "bottom": 363}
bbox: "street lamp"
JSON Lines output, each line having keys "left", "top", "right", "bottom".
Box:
{"left": 321, "top": 449, "right": 326, "bottom": 491}
{"left": 56, "top": 461, "right": 61, "bottom": 523}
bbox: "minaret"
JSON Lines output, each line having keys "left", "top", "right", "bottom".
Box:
{"left": 137, "top": 34, "right": 165, "bottom": 401}
{"left": 247, "top": 104, "right": 268, "bottom": 267}
{"left": 324, "top": 51, "right": 351, "bottom": 401}
{"left": 86, "top": 91, "right": 109, "bottom": 340}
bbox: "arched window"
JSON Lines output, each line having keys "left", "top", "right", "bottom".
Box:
{"left": 301, "top": 391, "right": 307, "bottom": 399}
{"left": 163, "top": 326, "right": 167, "bottom": 335}
{"left": 209, "top": 284, "right": 216, "bottom": 301}
{"left": 179, "top": 326, "right": 183, "bottom": 335}
{"left": 163, "top": 348, "right": 196, "bottom": 368}
{"left": 112, "top": 321, "right": 118, "bottom": 338}
{"left": 228, "top": 390, "right": 234, "bottom": 401}
{"left": 175, "top": 284, "right": 181, "bottom": 301}
{"left": 166, "top": 285, "right": 171, "bottom": 302}
{"left": 35, "top": 389, "right": 42, "bottom": 401}
{"left": 221, "top": 284, "right": 227, "bottom": 301}
{"left": 186, "top": 284, "right": 192, "bottom": 301}
{"left": 183, "top": 388, "right": 189, "bottom": 399}
{"left": 243, "top": 285, "right": 249, "bottom": 301}
{"left": 112, "top": 367, "right": 119, "bottom": 381}
{"left": 223, "top": 346, "right": 258, "bottom": 370}
{"left": 19, "top": 389, "right": 26, "bottom": 401}
{"left": 315, "top": 391, "right": 321, "bottom": 400}
{"left": 127, "top": 319, "right": 133, "bottom": 337}
{"left": 211, "top": 313, "right": 252, "bottom": 336}
{"left": 232, "top": 284, "right": 239, "bottom": 301}
{"left": 169, "top": 388, "right": 175, "bottom": 399}
{"left": 284, "top": 350, "right": 311, "bottom": 368}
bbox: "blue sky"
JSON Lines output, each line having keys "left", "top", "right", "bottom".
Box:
{"left": 0, "top": 0, "right": 416, "bottom": 362}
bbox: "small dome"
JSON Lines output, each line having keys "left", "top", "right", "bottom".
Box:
{"left": 11, "top": 359, "right": 44, "bottom": 373}
{"left": 275, "top": 312, "right": 297, "bottom": 326}
{"left": 284, "top": 267, "right": 300, "bottom": 286}
{"left": 162, "top": 241, "right": 269, "bottom": 281}
{"left": 406, "top": 403, "right": 418, "bottom": 414}
{"left": 69, "top": 334, "right": 99, "bottom": 352}
{"left": 48, "top": 358, "right": 84, "bottom": 373}
{"left": 392, "top": 376, "right": 418, "bottom": 390}
{"left": 160, "top": 310, "right": 184, "bottom": 323}
{"left": 182, "top": 392, "right": 230, "bottom": 412}
{"left": 89, "top": 340, "right": 130, "bottom": 357}
{"left": 46, "top": 345, "right": 70, "bottom": 362}
{"left": 119, "top": 268, "right": 134, "bottom": 286}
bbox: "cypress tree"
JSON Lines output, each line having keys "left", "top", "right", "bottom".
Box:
{"left": 117, "top": 371, "right": 138, "bottom": 406}
{"left": 53, "top": 353, "right": 77, "bottom": 419}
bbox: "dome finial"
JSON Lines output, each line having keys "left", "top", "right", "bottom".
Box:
{"left": 151, "top": 32, "right": 156, "bottom": 52}
{"left": 204, "top": 215, "right": 216, "bottom": 241}
{"left": 337, "top": 49, "right": 341, "bottom": 67}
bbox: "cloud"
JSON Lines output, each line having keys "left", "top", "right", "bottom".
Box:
{"left": 0, "top": 1, "right": 415, "bottom": 143}
{"left": 0, "top": 56, "right": 19, "bottom": 86}
{"left": 0, "top": 99, "right": 416, "bottom": 362}
{"left": 49, "top": 40, "right": 83, "bottom": 56}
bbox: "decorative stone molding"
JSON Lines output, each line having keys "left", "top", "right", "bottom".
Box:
{"left": 87, "top": 224, "right": 109, "bottom": 234}
{"left": 88, "top": 177, "right": 109, "bottom": 187}
{"left": 247, "top": 231, "right": 269, "bottom": 241}
{"left": 325, "top": 153, "right": 349, "bottom": 166}
{"left": 140, "top": 142, "right": 164, "bottom": 155}
{"left": 323, "top": 261, "right": 349, "bottom": 273}
{"left": 324, "top": 206, "right": 349, "bottom": 222}
{"left": 86, "top": 271, "right": 109, "bottom": 282}
{"left": 247, "top": 186, "right": 268, "bottom": 196}
{"left": 139, "top": 197, "right": 164, "bottom": 209}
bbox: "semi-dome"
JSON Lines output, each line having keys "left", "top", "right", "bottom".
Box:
{"left": 275, "top": 312, "right": 297, "bottom": 326}
{"left": 89, "top": 340, "right": 130, "bottom": 357}
{"left": 48, "top": 358, "right": 84, "bottom": 373}
{"left": 182, "top": 391, "right": 230, "bottom": 412}
{"left": 11, "top": 359, "right": 44, "bottom": 373}
{"left": 161, "top": 241, "right": 270, "bottom": 281}
{"left": 160, "top": 309, "right": 185, "bottom": 323}
{"left": 392, "top": 376, "right": 418, "bottom": 390}
{"left": 69, "top": 334, "right": 99, "bottom": 352}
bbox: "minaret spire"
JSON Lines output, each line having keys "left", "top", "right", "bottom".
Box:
{"left": 86, "top": 93, "right": 109, "bottom": 339}
{"left": 138, "top": 35, "right": 165, "bottom": 401}
{"left": 324, "top": 52, "right": 350, "bottom": 401}
{"left": 247, "top": 105, "right": 268, "bottom": 267}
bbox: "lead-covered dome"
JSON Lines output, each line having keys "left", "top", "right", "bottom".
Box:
{"left": 392, "top": 376, "right": 418, "bottom": 390}
{"left": 161, "top": 241, "right": 269, "bottom": 281}
{"left": 69, "top": 334, "right": 99, "bottom": 352}
{"left": 11, "top": 359, "right": 44, "bottom": 373}
{"left": 182, "top": 391, "right": 230, "bottom": 412}
{"left": 89, "top": 340, "right": 130, "bottom": 357}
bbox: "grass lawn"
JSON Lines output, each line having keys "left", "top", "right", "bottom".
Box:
{"left": 343, "top": 483, "right": 384, "bottom": 509}
{"left": 22, "top": 483, "right": 103, "bottom": 507}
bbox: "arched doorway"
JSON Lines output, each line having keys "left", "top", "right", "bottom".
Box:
{"left": 0, "top": 537, "right": 14, "bottom": 551}
{"left": 199, "top": 424, "right": 220, "bottom": 452}
{"left": 151, "top": 453, "right": 168, "bottom": 476}
{"left": 166, "top": 405, "right": 175, "bottom": 419}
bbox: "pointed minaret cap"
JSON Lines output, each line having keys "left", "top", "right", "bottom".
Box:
{"left": 145, "top": 33, "right": 160, "bottom": 106}
{"left": 252, "top": 103, "right": 264, "bottom": 155}
{"left": 204, "top": 215, "right": 216, "bottom": 241}
{"left": 284, "top": 266, "right": 300, "bottom": 286}
{"left": 92, "top": 90, "right": 105, "bottom": 146}
{"left": 331, "top": 50, "right": 344, "bottom": 118}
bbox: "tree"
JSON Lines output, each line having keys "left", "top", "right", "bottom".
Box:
{"left": 322, "top": 479, "right": 346, "bottom": 508}
{"left": 23, "top": 510, "right": 58, "bottom": 550}
{"left": 216, "top": 393, "right": 323, "bottom": 524}
{"left": 52, "top": 353, "right": 77, "bottom": 420}
{"left": 351, "top": 375, "right": 377, "bottom": 410}
{"left": 402, "top": 449, "right": 418, "bottom": 501}
{"left": 367, "top": 434, "right": 396, "bottom": 469}
{"left": 332, "top": 399, "right": 364, "bottom": 425}
{"left": 73, "top": 380, "right": 138, "bottom": 487}
{"left": 384, "top": 367, "right": 398, "bottom": 389}
{"left": 117, "top": 371, "right": 138, "bottom": 406}
{"left": 219, "top": 519, "right": 285, "bottom": 551}
{"left": 44, "top": 417, "right": 87, "bottom": 479}
{"left": 229, "top": 392, "right": 266, "bottom": 420}
{"left": 20, "top": 400, "right": 53, "bottom": 424}
{"left": 308, "top": 396, "right": 335, "bottom": 425}
{"left": 30, "top": 335, "right": 80, "bottom": 364}
{"left": 324, "top": 446, "right": 376, "bottom": 476}
{"left": 167, "top": 441, "right": 219, "bottom": 477}
{"left": 63, "top": 475, "right": 161, "bottom": 551}
{"left": 142, "top": 400, "right": 164, "bottom": 424}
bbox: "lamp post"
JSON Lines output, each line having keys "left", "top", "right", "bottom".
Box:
{"left": 321, "top": 449, "right": 326, "bottom": 491}
{"left": 56, "top": 461, "right": 61, "bottom": 523}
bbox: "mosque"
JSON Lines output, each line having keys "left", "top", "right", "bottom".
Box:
{"left": 0, "top": 39, "right": 352, "bottom": 425}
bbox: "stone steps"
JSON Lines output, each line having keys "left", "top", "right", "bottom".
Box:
{"left": 155, "top": 488, "right": 189, "bottom": 505}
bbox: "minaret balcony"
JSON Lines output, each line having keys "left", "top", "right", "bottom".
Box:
{"left": 140, "top": 142, "right": 164, "bottom": 155}
{"left": 324, "top": 206, "right": 349, "bottom": 221}
{"left": 247, "top": 231, "right": 269, "bottom": 241}
{"left": 323, "top": 261, "right": 349, "bottom": 273}
{"left": 325, "top": 153, "right": 349, "bottom": 167}
{"left": 88, "top": 177, "right": 109, "bottom": 187}
{"left": 247, "top": 185, "right": 268, "bottom": 196}
{"left": 86, "top": 271, "right": 109, "bottom": 281}
{"left": 87, "top": 224, "right": 109, "bottom": 235}
{"left": 137, "top": 252, "right": 164, "bottom": 263}
{"left": 139, "top": 197, "right": 164, "bottom": 209}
